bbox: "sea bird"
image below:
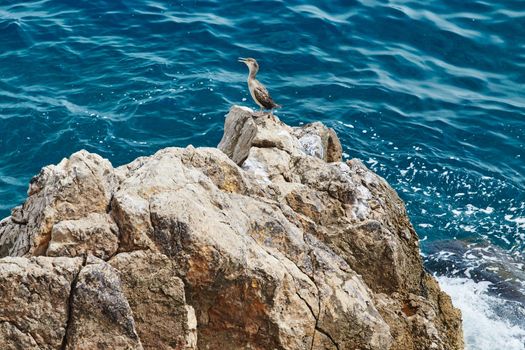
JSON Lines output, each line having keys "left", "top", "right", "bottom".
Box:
{"left": 238, "top": 57, "right": 280, "bottom": 113}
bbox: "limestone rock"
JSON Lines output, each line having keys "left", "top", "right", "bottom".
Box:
{"left": 109, "top": 251, "right": 197, "bottom": 350}
{"left": 0, "top": 256, "right": 83, "bottom": 349}
{"left": 46, "top": 213, "right": 119, "bottom": 260}
{"left": 0, "top": 151, "right": 116, "bottom": 257}
{"left": 64, "top": 256, "right": 142, "bottom": 350}
{"left": 0, "top": 105, "right": 463, "bottom": 350}
{"left": 218, "top": 106, "right": 342, "bottom": 164}
{"left": 291, "top": 121, "right": 342, "bottom": 162}
{"left": 111, "top": 144, "right": 391, "bottom": 349}
{"left": 0, "top": 322, "right": 40, "bottom": 350}
{"left": 215, "top": 106, "right": 463, "bottom": 349}
{"left": 217, "top": 107, "right": 258, "bottom": 165}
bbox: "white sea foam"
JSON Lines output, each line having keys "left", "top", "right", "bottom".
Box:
{"left": 505, "top": 215, "right": 525, "bottom": 227}
{"left": 438, "top": 276, "right": 525, "bottom": 350}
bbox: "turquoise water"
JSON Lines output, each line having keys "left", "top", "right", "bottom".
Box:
{"left": 1, "top": 1, "right": 524, "bottom": 348}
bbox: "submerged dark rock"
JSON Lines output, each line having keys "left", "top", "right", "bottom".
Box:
{"left": 0, "top": 106, "right": 463, "bottom": 349}
{"left": 425, "top": 239, "right": 525, "bottom": 306}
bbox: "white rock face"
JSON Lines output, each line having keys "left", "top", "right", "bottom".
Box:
{"left": 0, "top": 106, "right": 463, "bottom": 350}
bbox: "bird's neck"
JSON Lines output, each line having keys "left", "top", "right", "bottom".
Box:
{"left": 248, "top": 67, "right": 257, "bottom": 80}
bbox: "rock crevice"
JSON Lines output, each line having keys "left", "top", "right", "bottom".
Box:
{"left": 0, "top": 106, "right": 463, "bottom": 350}
{"left": 59, "top": 254, "right": 87, "bottom": 350}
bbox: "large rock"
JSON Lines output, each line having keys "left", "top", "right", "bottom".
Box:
{"left": 109, "top": 251, "right": 197, "bottom": 350}
{"left": 0, "top": 151, "right": 116, "bottom": 257}
{"left": 110, "top": 145, "right": 390, "bottom": 349}
{"left": 0, "top": 257, "right": 83, "bottom": 349}
{"left": 218, "top": 108, "right": 342, "bottom": 165}
{"left": 217, "top": 107, "right": 463, "bottom": 350}
{"left": 64, "top": 256, "right": 143, "bottom": 350}
{"left": 0, "top": 105, "right": 463, "bottom": 349}
{"left": 46, "top": 213, "right": 119, "bottom": 260}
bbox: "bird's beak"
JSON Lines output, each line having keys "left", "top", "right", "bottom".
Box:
{"left": 238, "top": 57, "right": 247, "bottom": 63}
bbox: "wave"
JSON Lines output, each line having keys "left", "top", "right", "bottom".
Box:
{"left": 438, "top": 276, "right": 525, "bottom": 350}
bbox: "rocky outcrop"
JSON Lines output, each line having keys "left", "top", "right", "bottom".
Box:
{"left": 0, "top": 257, "right": 83, "bottom": 349}
{"left": 0, "top": 106, "right": 463, "bottom": 349}
{"left": 64, "top": 256, "right": 142, "bottom": 350}
{"left": 109, "top": 251, "right": 197, "bottom": 349}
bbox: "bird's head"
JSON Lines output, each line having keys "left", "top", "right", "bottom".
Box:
{"left": 238, "top": 57, "right": 259, "bottom": 74}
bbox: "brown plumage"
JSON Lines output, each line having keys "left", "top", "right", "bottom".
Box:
{"left": 238, "top": 57, "right": 281, "bottom": 112}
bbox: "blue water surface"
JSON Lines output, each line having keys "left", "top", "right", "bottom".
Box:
{"left": 1, "top": 1, "right": 524, "bottom": 348}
